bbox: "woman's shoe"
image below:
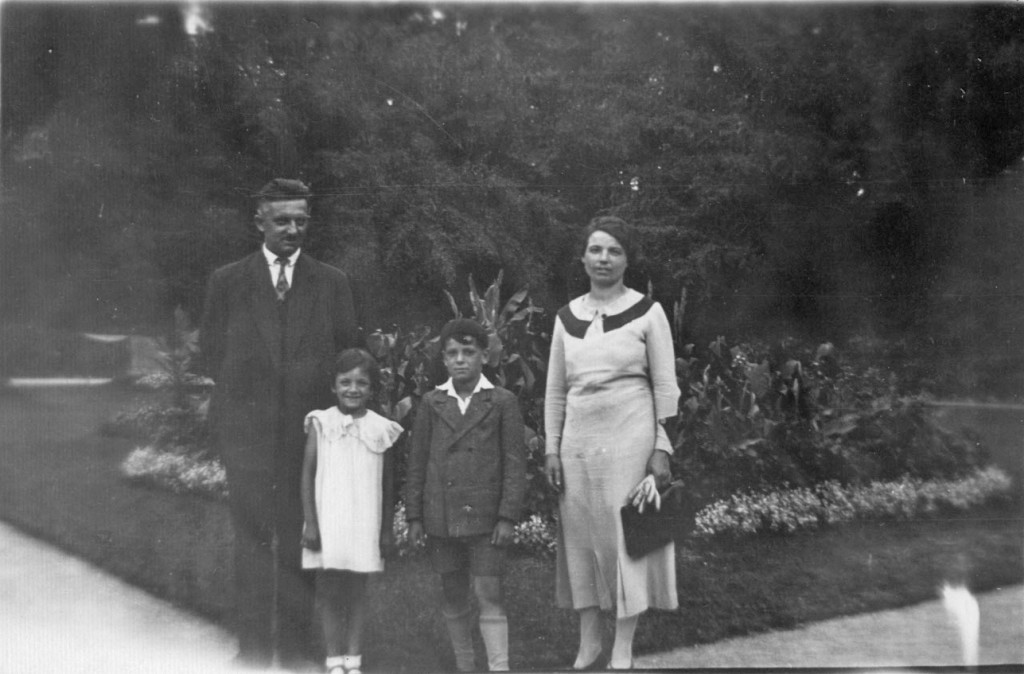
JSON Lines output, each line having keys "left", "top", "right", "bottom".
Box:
{"left": 606, "top": 659, "right": 633, "bottom": 670}
{"left": 572, "top": 653, "right": 607, "bottom": 671}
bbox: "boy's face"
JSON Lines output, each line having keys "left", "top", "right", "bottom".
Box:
{"left": 442, "top": 338, "right": 486, "bottom": 388}
{"left": 332, "top": 367, "right": 372, "bottom": 415}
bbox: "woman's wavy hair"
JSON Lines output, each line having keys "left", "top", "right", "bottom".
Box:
{"left": 580, "top": 215, "right": 638, "bottom": 263}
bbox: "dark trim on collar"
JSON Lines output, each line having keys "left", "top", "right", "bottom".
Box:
{"left": 557, "top": 296, "right": 654, "bottom": 339}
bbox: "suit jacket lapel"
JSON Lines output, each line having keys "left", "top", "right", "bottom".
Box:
{"left": 433, "top": 389, "right": 496, "bottom": 450}
{"left": 248, "top": 252, "right": 283, "bottom": 371}
{"left": 432, "top": 393, "right": 464, "bottom": 432}
{"left": 284, "top": 254, "right": 320, "bottom": 361}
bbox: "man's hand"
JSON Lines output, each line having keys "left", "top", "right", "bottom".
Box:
{"left": 301, "top": 522, "right": 321, "bottom": 551}
{"left": 491, "top": 519, "right": 514, "bottom": 547}
{"left": 646, "top": 449, "right": 672, "bottom": 490}
{"left": 379, "top": 529, "right": 396, "bottom": 558}
{"left": 408, "top": 520, "right": 425, "bottom": 547}
{"left": 544, "top": 454, "right": 564, "bottom": 494}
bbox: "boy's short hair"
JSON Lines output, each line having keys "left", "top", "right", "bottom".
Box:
{"left": 332, "top": 348, "right": 381, "bottom": 389}
{"left": 439, "top": 318, "right": 489, "bottom": 351}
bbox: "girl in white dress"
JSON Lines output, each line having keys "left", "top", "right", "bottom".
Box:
{"left": 301, "top": 349, "right": 404, "bottom": 674}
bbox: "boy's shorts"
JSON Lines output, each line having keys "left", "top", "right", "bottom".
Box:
{"left": 428, "top": 535, "right": 506, "bottom": 576}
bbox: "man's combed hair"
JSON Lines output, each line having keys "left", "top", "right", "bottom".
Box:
{"left": 255, "top": 178, "right": 311, "bottom": 203}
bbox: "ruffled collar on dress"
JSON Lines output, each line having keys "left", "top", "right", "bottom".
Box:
{"left": 316, "top": 407, "right": 400, "bottom": 454}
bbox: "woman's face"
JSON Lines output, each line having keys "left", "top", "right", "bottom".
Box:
{"left": 581, "top": 230, "right": 628, "bottom": 287}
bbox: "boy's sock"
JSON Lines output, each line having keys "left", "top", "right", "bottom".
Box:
{"left": 479, "top": 614, "right": 509, "bottom": 671}
{"left": 443, "top": 606, "right": 477, "bottom": 672}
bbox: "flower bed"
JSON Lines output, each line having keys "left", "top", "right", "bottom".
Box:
{"left": 120, "top": 443, "right": 1012, "bottom": 553}
{"left": 121, "top": 445, "right": 227, "bottom": 500}
{"left": 694, "top": 466, "right": 1013, "bottom": 536}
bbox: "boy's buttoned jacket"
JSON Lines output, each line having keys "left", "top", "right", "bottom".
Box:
{"left": 405, "top": 387, "right": 527, "bottom": 538}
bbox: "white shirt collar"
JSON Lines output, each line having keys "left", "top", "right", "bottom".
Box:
{"left": 437, "top": 374, "right": 494, "bottom": 413}
{"left": 262, "top": 245, "right": 301, "bottom": 266}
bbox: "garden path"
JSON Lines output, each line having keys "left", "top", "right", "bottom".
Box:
{"left": 636, "top": 582, "right": 1024, "bottom": 670}
{"left": 0, "top": 520, "right": 236, "bottom": 673}
{"left": 3, "top": 515, "right": 1022, "bottom": 673}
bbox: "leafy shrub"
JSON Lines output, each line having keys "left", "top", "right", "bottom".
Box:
{"left": 672, "top": 337, "right": 991, "bottom": 508}
{"left": 116, "top": 280, "right": 1004, "bottom": 556}
{"left": 104, "top": 400, "right": 211, "bottom": 451}
{"left": 367, "top": 272, "right": 556, "bottom": 515}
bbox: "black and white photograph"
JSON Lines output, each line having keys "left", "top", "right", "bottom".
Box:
{"left": 1, "top": 1, "right": 1022, "bottom": 672}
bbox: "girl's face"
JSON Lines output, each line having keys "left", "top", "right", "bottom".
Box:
{"left": 581, "top": 230, "right": 628, "bottom": 287}
{"left": 332, "top": 367, "right": 372, "bottom": 416}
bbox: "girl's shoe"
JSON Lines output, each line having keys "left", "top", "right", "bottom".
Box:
{"left": 342, "top": 654, "right": 362, "bottom": 674}
{"left": 325, "top": 655, "right": 346, "bottom": 674}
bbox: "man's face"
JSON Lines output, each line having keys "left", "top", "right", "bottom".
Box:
{"left": 255, "top": 199, "right": 310, "bottom": 257}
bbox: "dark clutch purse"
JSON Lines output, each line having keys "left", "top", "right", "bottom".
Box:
{"left": 620, "top": 480, "right": 698, "bottom": 559}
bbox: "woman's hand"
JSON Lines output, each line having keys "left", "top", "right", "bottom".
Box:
{"left": 646, "top": 449, "right": 672, "bottom": 490}
{"left": 628, "top": 474, "right": 661, "bottom": 513}
{"left": 301, "top": 521, "right": 321, "bottom": 551}
{"left": 544, "top": 454, "right": 564, "bottom": 494}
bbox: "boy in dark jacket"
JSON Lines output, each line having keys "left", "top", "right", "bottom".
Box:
{"left": 405, "top": 319, "right": 526, "bottom": 672}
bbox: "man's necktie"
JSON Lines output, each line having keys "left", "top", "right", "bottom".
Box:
{"left": 275, "top": 257, "right": 289, "bottom": 301}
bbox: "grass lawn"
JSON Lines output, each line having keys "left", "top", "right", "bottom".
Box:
{"left": 1, "top": 384, "right": 1021, "bottom": 672}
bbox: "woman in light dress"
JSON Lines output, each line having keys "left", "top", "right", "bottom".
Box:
{"left": 544, "top": 216, "right": 681, "bottom": 670}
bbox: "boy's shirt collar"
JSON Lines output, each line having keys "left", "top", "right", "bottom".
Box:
{"left": 436, "top": 374, "right": 494, "bottom": 414}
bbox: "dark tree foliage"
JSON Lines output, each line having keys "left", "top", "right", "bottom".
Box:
{"left": 2, "top": 3, "right": 1022, "bottom": 365}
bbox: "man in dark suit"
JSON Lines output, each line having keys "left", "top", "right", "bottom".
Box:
{"left": 199, "top": 179, "right": 358, "bottom": 669}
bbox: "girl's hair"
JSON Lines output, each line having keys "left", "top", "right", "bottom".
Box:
{"left": 331, "top": 348, "right": 381, "bottom": 390}
{"left": 581, "top": 215, "right": 637, "bottom": 262}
